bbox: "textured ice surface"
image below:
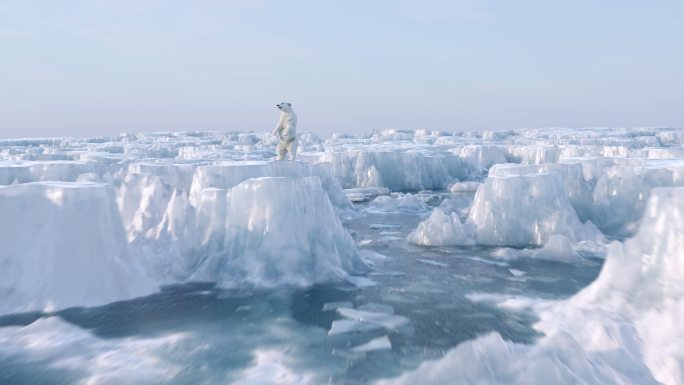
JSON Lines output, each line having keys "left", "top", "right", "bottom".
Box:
{"left": 530, "top": 234, "right": 583, "bottom": 262}
{"left": 377, "top": 188, "right": 684, "bottom": 385}
{"left": 337, "top": 308, "right": 411, "bottom": 331}
{"left": 0, "top": 127, "right": 682, "bottom": 383}
{"left": 366, "top": 193, "right": 431, "bottom": 214}
{"left": 329, "top": 319, "right": 383, "bottom": 335}
{"left": 407, "top": 208, "right": 472, "bottom": 246}
{"left": 188, "top": 176, "right": 362, "bottom": 288}
{"left": 344, "top": 187, "right": 390, "bottom": 202}
{"left": 0, "top": 317, "right": 185, "bottom": 385}
{"left": 351, "top": 336, "right": 392, "bottom": 352}
{"left": 448, "top": 181, "right": 481, "bottom": 193}
{"left": 0, "top": 182, "right": 156, "bottom": 315}
{"left": 466, "top": 171, "right": 604, "bottom": 246}
{"left": 0, "top": 159, "right": 362, "bottom": 313}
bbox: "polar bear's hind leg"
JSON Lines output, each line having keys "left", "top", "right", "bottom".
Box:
{"left": 276, "top": 141, "right": 288, "bottom": 161}
{"left": 288, "top": 139, "right": 298, "bottom": 161}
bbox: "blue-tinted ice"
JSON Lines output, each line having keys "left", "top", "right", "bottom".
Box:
{"left": 0, "top": 192, "right": 602, "bottom": 384}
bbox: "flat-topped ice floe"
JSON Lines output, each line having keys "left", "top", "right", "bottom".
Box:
{"left": 483, "top": 172, "right": 601, "bottom": 245}
{"left": 189, "top": 160, "right": 353, "bottom": 214}
{"left": 0, "top": 182, "right": 157, "bottom": 315}
{"left": 301, "top": 149, "right": 475, "bottom": 190}
{"left": 188, "top": 176, "right": 363, "bottom": 288}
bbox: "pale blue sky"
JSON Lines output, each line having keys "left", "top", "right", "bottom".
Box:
{"left": 1, "top": 0, "right": 682, "bottom": 138}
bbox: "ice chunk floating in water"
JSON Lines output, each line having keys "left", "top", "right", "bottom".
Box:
{"left": 407, "top": 208, "right": 473, "bottom": 246}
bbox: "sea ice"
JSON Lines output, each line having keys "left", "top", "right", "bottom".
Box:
{"left": 0, "top": 317, "right": 185, "bottom": 384}
{"left": 337, "top": 308, "right": 410, "bottom": 330}
{"left": 366, "top": 193, "right": 431, "bottom": 214}
{"left": 351, "top": 336, "right": 392, "bottom": 353}
{"left": 0, "top": 182, "right": 156, "bottom": 315}
{"left": 346, "top": 275, "right": 380, "bottom": 288}
{"left": 466, "top": 171, "right": 603, "bottom": 246}
{"left": 377, "top": 187, "right": 684, "bottom": 385}
{"left": 530, "top": 234, "right": 583, "bottom": 262}
{"left": 189, "top": 176, "right": 363, "bottom": 289}
{"left": 448, "top": 181, "right": 481, "bottom": 192}
{"left": 328, "top": 319, "right": 383, "bottom": 335}
{"left": 407, "top": 208, "right": 473, "bottom": 246}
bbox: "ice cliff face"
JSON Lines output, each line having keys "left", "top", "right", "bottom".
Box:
{"left": 0, "top": 182, "right": 156, "bottom": 315}
{"left": 408, "top": 155, "right": 683, "bottom": 249}
{"left": 543, "top": 187, "right": 684, "bottom": 385}
{"left": 0, "top": 156, "right": 363, "bottom": 315}
{"left": 190, "top": 176, "right": 360, "bottom": 288}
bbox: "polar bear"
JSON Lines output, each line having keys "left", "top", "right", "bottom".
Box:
{"left": 272, "top": 101, "right": 298, "bottom": 161}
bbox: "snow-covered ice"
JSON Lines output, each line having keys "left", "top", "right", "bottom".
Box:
{"left": 351, "top": 335, "right": 392, "bottom": 353}
{"left": 0, "top": 126, "right": 682, "bottom": 384}
{"left": 377, "top": 187, "right": 684, "bottom": 385}
{"left": 366, "top": 193, "right": 431, "bottom": 214}
{"left": 406, "top": 208, "right": 472, "bottom": 246}
{"left": 0, "top": 182, "right": 156, "bottom": 315}
{"left": 466, "top": 170, "right": 604, "bottom": 246}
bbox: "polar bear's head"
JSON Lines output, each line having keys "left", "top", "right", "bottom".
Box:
{"left": 276, "top": 101, "right": 293, "bottom": 112}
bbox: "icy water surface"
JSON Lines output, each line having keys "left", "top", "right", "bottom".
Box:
{"left": 0, "top": 192, "right": 603, "bottom": 384}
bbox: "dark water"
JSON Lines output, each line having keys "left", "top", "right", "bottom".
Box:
{"left": 0, "top": 192, "right": 603, "bottom": 385}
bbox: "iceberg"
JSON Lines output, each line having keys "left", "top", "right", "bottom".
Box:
{"left": 530, "top": 234, "right": 583, "bottom": 262}
{"left": 465, "top": 171, "right": 602, "bottom": 247}
{"left": 189, "top": 176, "right": 362, "bottom": 289}
{"left": 0, "top": 182, "right": 156, "bottom": 315}
{"left": 407, "top": 208, "right": 473, "bottom": 246}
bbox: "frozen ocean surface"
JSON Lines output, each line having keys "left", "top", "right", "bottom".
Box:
{"left": 0, "top": 127, "right": 682, "bottom": 384}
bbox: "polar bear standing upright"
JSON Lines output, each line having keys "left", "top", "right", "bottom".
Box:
{"left": 272, "top": 101, "right": 298, "bottom": 161}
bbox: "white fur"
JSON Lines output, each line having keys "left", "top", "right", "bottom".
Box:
{"left": 272, "top": 102, "right": 298, "bottom": 161}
